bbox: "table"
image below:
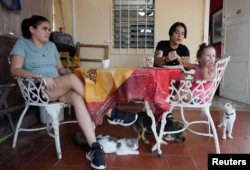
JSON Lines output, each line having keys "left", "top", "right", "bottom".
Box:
{"left": 74, "top": 67, "right": 183, "bottom": 125}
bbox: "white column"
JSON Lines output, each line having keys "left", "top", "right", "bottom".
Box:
{"left": 72, "top": 0, "right": 76, "bottom": 45}
{"left": 204, "top": 0, "right": 210, "bottom": 44}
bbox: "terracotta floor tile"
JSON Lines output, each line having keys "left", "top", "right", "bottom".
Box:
{"left": 227, "top": 137, "right": 250, "bottom": 147}
{"left": 164, "top": 145, "right": 191, "bottom": 156}
{"left": 110, "top": 168, "right": 140, "bottom": 170}
{"left": 184, "top": 134, "right": 210, "bottom": 146}
{"left": 0, "top": 163, "right": 25, "bottom": 170}
{"left": 12, "top": 150, "right": 42, "bottom": 165}
{"left": 52, "top": 165, "right": 82, "bottom": 170}
{"left": 167, "top": 156, "right": 197, "bottom": 170}
{"left": 29, "top": 150, "right": 59, "bottom": 165}
{"left": 112, "top": 155, "right": 141, "bottom": 169}
{"left": 193, "top": 156, "right": 208, "bottom": 170}
{"left": 141, "top": 155, "right": 169, "bottom": 169}
{"left": 235, "top": 129, "right": 250, "bottom": 140}
{"left": 23, "top": 164, "right": 54, "bottom": 170}
{"left": 188, "top": 146, "right": 214, "bottom": 157}
{"left": 56, "top": 151, "right": 85, "bottom": 166}
{"left": 81, "top": 162, "right": 97, "bottom": 170}
{"left": 235, "top": 147, "right": 250, "bottom": 153}
{"left": 219, "top": 147, "right": 239, "bottom": 153}
{"left": 103, "top": 153, "right": 116, "bottom": 168}
{"left": 207, "top": 136, "right": 233, "bottom": 147}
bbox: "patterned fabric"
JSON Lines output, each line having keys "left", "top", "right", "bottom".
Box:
{"left": 74, "top": 68, "right": 183, "bottom": 125}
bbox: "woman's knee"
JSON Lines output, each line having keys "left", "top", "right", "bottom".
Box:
{"left": 59, "top": 90, "right": 83, "bottom": 103}
{"left": 68, "top": 74, "right": 83, "bottom": 86}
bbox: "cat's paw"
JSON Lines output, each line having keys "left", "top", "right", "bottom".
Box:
{"left": 228, "top": 135, "right": 233, "bottom": 139}
{"left": 135, "top": 151, "right": 139, "bottom": 155}
{"left": 222, "top": 134, "right": 226, "bottom": 140}
{"left": 161, "top": 140, "right": 168, "bottom": 145}
{"left": 217, "top": 124, "right": 222, "bottom": 128}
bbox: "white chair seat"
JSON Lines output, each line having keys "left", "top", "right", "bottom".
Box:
{"left": 12, "top": 77, "right": 77, "bottom": 159}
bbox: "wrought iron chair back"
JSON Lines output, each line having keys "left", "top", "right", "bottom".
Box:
{"left": 167, "top": 57, "right": 230, "bottom": 106}
{"left": 151, "top": 56, "right": 230, "bottom": 157}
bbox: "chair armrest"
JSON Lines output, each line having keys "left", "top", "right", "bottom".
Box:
{"left": 15, "top": 77, "right": 50, "bottom": 104}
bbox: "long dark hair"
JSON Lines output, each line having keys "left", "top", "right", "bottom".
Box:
{"left": 21, "top": 15, "right": 49, "bottom": 39}
{"left": 168, "top": 22, "right": 187, "bottom": 39}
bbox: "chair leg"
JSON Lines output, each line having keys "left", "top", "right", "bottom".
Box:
{"left": 144, "top": 101, "right": 162, "bottom": 157}
{"left": 203, "top": 106, "right": 220, "bottom": 154}
{"left": 12, "top": 105, "right": 29, "bottom": 148}
{"left": 154, "top": 111, "right": 169, "bottom": 157}
{"left": 180, "top": 107, "right": 188, "bottom": 125}
{"left": 46, "top": 104, "right": 62, "bottom": 159}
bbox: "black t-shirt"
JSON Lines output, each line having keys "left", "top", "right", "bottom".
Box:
{"left": 155, "top": 40, "right": 190, "bottom": 66}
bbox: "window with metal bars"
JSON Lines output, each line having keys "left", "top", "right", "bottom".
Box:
{"left": 112, "top": 0, "right": 155, "bottom": 50}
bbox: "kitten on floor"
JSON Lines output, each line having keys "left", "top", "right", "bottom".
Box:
{"left": 217, "top": 103, "right": 236, "bottom": 139}
{"left": 73, "top": 132, "right": 139, "bottom": 155}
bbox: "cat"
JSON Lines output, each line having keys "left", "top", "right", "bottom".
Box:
{"left": 133, "top": 112, "right": 186, "bottom": 144}
{"left": 217, "top": 103, "right": 236, "bottom": 139}
{"left": 73, "top": 132, "right": 139, "bottom": 155}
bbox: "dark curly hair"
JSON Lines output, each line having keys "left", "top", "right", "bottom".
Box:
{"left": 21, "top": 15, "right": 49, "bottom": 39}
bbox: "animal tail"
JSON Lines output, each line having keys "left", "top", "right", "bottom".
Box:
{"left": 72, "top": 131, "right": 90, "bottom": 151}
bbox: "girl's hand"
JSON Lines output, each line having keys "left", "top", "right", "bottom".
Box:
{"left": 205, "top": 59, "right": 214, "bottom": 67}
{"left": 42, "top": 76, "right": 57, "bottom": 91}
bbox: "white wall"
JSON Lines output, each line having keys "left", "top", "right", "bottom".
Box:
{"left": 54, "top": 0, "right": 205, "bottom": 67}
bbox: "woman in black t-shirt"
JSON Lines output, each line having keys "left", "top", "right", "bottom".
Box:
{"left": 154, "top": 22, "right": 190, "bottom": 67}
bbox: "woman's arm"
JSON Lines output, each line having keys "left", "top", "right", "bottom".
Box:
{"left": 182, "top": 63, "right": 197, "bottom": 70}
{"left": 56, "top": 58, "right": 72, "bottom": 75}
{"left": 10, "top": 55, "right": 41, "bottom": 78}
{"left": 154, "top": 50, "right": 166, "bottom": 66}
{"left": 11, "top": 55, "right": 57, "bottom": 91}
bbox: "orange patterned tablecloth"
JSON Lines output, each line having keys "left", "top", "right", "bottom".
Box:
{"left": 74, "top": 67, "right": 183, "bottom": 125}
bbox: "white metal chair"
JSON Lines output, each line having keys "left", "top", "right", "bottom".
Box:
{"left": 146, "top": 56, "right": 230, "bottom": 157}
{"left": 12, "top": 77, "right": 77, "bottom": 159}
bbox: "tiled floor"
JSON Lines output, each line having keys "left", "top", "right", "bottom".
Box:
{"left": 0, "top": 96, "right": 250, "bottom": 170}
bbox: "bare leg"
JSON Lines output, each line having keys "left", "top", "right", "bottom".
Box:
{"left": 44, "top": 74, "right": 85, "bottom": 101}
{"left": 59, "top": 90, "right": 96, "bottom": 146}
{"left": 43, "top": 74, "right": 114, "bottom": 145}
{"left": 42, "top": 74, "right": 96, "bottom": 145}
{"left": 45, "top": 74, "right": 113, "bottom": 116}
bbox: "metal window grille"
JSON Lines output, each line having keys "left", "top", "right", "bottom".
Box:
{"left": 112, "top": 0, "right": 155, "bottom": 54}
